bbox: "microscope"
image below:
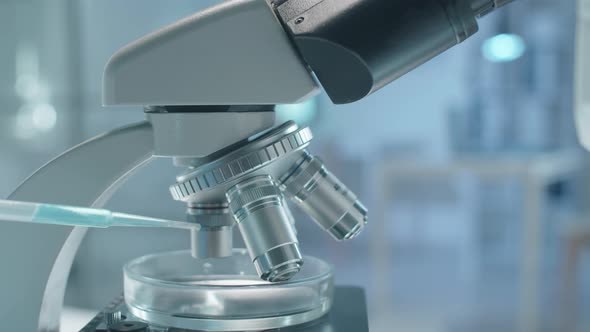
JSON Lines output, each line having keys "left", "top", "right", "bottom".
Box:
{"left": 0, "top": 1, "right": 514, "bottom": 331}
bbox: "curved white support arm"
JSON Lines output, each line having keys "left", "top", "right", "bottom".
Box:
{"left": 2, "top": 122, "right": 154, "bottom": 332}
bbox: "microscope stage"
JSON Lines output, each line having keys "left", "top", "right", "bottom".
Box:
{"left": 80, "top": 287, "right": 368, "bottom": 332}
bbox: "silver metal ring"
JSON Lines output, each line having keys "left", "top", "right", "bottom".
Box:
{"left": 170, "top": 121, "right": 312, "bottom": 201}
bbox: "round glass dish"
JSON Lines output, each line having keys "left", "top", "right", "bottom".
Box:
{"left": 124, "top": 249, "right": 334, "bottom": 331}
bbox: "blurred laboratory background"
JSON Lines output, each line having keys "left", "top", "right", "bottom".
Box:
{"left": 0, "top": 0, "right": 589, "bottom": 332}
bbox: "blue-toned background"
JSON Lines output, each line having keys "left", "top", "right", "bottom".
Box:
{"left": 0, "top": 1, "right": 588, "bottom": 331}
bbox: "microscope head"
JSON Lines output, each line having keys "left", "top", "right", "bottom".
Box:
{"left": 102, "top": 0, "right": 319, "bottom": 107}
{"left": 104, "top": 0, "right": 514, "bottom": 107}
{"left": 102, "top": 0, "right": 514, "bottom": 281}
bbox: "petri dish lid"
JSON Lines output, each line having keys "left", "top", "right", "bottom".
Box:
{"left": 124, "top": 249, "right": 334, "bottom": 331}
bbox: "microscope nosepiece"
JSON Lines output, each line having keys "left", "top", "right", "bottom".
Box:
{"left": 226, "top": 176, "right": 303, "bottom": 282}
{"left": 281, "top": 154, "right": 368, "bottom": 241}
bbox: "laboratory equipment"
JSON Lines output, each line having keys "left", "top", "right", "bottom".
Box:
{"left": 0, "top": 0, "right": 516, "bottom": 331}
{"left": 80, "top": 287, "right": 368, "bottom": 332}
{"left": 123, "top": 249, "right": 333, "bottom": 330}
{"left": 0, "top": 199, "right": 193, "bottom": 229}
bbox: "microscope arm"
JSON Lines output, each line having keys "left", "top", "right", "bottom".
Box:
{"left": 4, "top": 122, "right": 154, "bottom": 332}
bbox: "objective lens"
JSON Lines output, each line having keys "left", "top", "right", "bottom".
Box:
{"left": 186, "top": 204, "right": 234, "bottom": 259}
{"left": 189, "top": 226, "right": 233, "bottom": 259}
{"left": 226, "top": 176, "right": 303, "bottom": 282}
{"left": 281, "top": 153, "right": 368, "bottom": 241}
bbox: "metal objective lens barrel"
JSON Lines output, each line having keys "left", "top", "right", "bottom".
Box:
{"left": 186, "top": 204, "right": 234, "bottom": 259}
{"left": 281, "top": 154, "right": 368, "bottom": 241}
{"left": 189, "top": 227, "right": 233, "bottom": 259}
{"left": 226, "top": 176, "right": 303, "bottom": 282}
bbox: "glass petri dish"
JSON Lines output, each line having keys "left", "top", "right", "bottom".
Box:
{"left": 124, "top": 249, "right": 334, "bottom": 331}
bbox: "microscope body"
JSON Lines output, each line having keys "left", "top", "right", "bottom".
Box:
{"left": 0, "top": 0, "right": 515, "bottom": 331}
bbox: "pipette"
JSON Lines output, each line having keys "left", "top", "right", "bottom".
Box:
{"left": 0, "top": 199, "right": 197, "bottom": 229}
